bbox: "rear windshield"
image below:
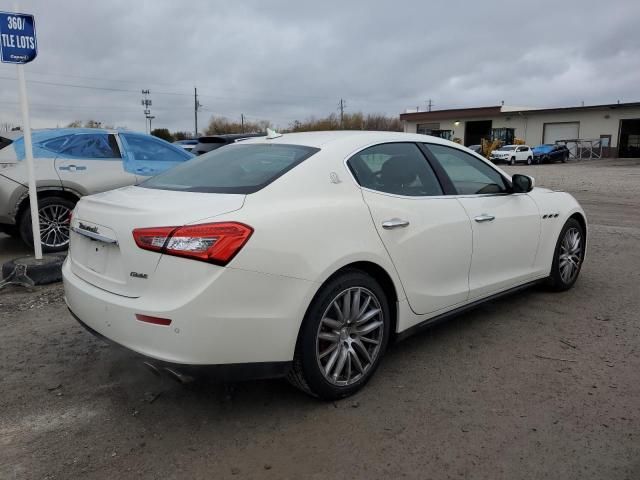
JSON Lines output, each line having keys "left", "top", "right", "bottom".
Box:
{"left": 141, "top": 143, "right": 319, "bottom": 194}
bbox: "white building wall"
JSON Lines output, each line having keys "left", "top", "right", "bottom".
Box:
{"left": 404, "top": 107, "right": 640, "bottom": 148}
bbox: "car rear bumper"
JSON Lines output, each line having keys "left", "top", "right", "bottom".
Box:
{"left": 63, "top": 257, "right": 317, "bottom": 367}
{"left": 69, "top": 308, "right": 292, "bottom": 380}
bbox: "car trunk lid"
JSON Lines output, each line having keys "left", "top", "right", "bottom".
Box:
{"left": 68, "top": 186, "right": 245, "bottom": 297}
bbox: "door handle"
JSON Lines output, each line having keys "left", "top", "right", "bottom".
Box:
{"left": 474, "top": 214, "right": 495, "bottom": 223}
{"left": 382, "top": 218, "right": 410, "bottom": 229}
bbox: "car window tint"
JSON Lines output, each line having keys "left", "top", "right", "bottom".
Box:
{"left": 59, "top": 133, "right": 121, "bottom": 159}
{"left": 141, "top": 143, "right": 319, "bottom": 194}
{"left": 425, "top": 144, "right": 508, "bottom": 195}
{"left": 347, "top": 143, "right": 442, "bottom": 197}
{"left": 122, "top": 133, "right": 190, "bottom": 162}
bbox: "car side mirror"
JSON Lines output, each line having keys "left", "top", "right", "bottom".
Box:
{"left": 512, "top": 174, "right": 535, "bottom": 193}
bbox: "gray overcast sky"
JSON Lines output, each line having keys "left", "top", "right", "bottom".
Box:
{"left": 1, "top": 0, "right": 639, "bottom": 133}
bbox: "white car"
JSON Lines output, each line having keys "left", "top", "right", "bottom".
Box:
{"left": 490, "top": 145, "right": 534, "bottom": 165}
{"left": 63, "top": 131, "right": 587, "bottom": 399}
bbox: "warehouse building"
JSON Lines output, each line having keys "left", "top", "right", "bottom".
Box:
{"left": 400, "top": 102, "right": 640, "bottom": 158}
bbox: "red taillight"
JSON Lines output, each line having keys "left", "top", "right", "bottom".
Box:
{"left": 132, "top": 222, "right": 253, "bottom": 265}
{"left": 136, "top": 314, "right": 172, "bottom": 326}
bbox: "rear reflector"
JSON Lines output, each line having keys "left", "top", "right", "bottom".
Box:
{"left": 136, "top": 314, "right": 172, "bottom": 326}
{"left": 132, "top": 222, "right": 253, "bottom": 265}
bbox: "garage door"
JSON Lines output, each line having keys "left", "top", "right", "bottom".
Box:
{"left": 543, "top": 122, "right": 579, "bottom": 144}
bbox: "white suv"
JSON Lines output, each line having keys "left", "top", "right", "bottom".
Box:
{"left": 490, "top": 145, "right": 534, "bottom": 165}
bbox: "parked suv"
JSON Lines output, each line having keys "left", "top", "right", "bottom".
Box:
{"left": 490, "top": 145, "right": 534, "bottom": 165}
{"left": 0, "top": 128, "right": 193, "bottom": 252}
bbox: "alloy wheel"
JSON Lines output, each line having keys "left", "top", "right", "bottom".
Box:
{"left": 559, "top": 227, "right": 582, "bottom": 283}
{"left": 38, "top": 204, "right": 72, "bottom": 248}
{"left": 315, "top": 287, "right": 384, "bottom": 386}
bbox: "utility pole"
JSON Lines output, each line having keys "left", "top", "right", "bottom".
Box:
{"left": 194, "top": 87, "right": 202, "bottom": 138}
{"left": 141, "top": 89, "right": 152, "bottom": 133}
{"left": 241, "top": 113, "right": 245, "bottom": 133}
{"left": 338, "top": 98, "right": 346, "bottom": 129}
{"left": 427, "top": 99, "right": 433, "bottom": 112}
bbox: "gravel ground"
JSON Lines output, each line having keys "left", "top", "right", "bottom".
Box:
{"left": 1, "top": 158, "right": 639, "bottom": 480}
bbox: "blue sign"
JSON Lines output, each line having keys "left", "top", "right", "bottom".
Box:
{"left": 0, "top": 12, "right": 37, "bottom": 64}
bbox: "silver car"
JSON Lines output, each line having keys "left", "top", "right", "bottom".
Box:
{"left": 0, "top": 128, "right": 193, "bottom": 252}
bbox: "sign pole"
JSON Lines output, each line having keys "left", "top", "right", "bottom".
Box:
{"left": 16, "top": 63, "right": 42, "bottom": 259}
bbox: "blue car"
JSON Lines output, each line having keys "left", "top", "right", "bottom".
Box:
{"left": 0, "top": 128, "right": 193, "bottom": 251}
{"left": 532, "top": 144, "right": 570, "bottom": 164}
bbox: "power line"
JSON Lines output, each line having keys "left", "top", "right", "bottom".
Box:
{"left": 0, "top": 75, "right": 339, "bottom": 104}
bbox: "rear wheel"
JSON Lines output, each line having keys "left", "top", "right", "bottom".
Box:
{"left": 288, "top": 269, "right": 390, "bottom": 400}
{"left": 561, "top": 153, "right": 568, "bottom": 163}
{"left": 19, "top": 196, "right": 75, "bottom": 253}
{"left": 526, "top": 156, "right": 532, "bottom": 165}
{"left": 547, "top": 218, "right": 585, "bottom": 291}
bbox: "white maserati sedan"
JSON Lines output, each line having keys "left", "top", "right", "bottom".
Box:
{"left": 63, "top": 131, "right": 587, "bottom": 399}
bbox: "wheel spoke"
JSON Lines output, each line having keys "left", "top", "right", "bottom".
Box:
{"left": 324, "top": 345, "right": 341, "bottom": 375}
{"left": 319, "top": 343, "right": 338, "bottom": 360}
{"left": 355, "top": 307, "right": 381, "bottom": 326}
{"left": 356, "top": 295, "right": 371, "bottom": 320}
{"left": 342, "top": 289, "right": 351, "bottom": 320}
{"left": 360, "top": 336, "right": 380, "bottom": 346}
{"left": 318, "top": 331, "right": 339, "bottom": 343}
{"left": 350, "top": 348, "right": 364, "bottom": 373}
{"left": 322, "top": 317, "right": 342, "bottom": 329}
{"left": 352, "top": 337, "right": 372, "bottom": 364}
{"left": 332, "top": 346, "right": 348, "bottom": 381}
{"left": 332, "top": 301, "right": 344, "bottom": 323}
{"left": 356, "top": 319, "right": 383, "bottom": 336}
{"left": 350, "top": 288, "right": 361, "bottom": 320}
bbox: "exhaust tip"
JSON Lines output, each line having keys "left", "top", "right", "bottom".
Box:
{"left": 143, "top": 361, "right": 162, "bottom": 377}
{"left": 163, "top": 367, "right": 194, "bottom": 385}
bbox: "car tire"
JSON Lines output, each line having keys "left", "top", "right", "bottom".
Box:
{"left": 527, "top": 156, "right": 532, "bottom": 165}
{"left": 543, "top": 155, "right": 549, "bottom": 164}
{"left": 509, "top": 157, "right": 516, "bottom": 165}
{"left": 561, "top": 153, "right": 568, "bottom": 163}
{"left": 288, "top": 269, "right": 391, "bottom": 400}
{"left": 19, "top": 196, "right": 75, "bottom": 253}
{"left": 546, "top": 218, "right": 585, "bottom": 292}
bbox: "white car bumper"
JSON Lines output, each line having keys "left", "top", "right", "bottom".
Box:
{"left": 63, "top": 257, "right": 317, "bottom": 368}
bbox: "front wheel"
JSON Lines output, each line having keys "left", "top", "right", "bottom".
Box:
{"left": 19, "top": 196, "right": 75, "bottom": 253}
{"left": 288, "top": 269, "right": 390, "bottom": 400}
{"left": 509, "top": 157, "right": 516, "bottom": 165}
{"left": 546, "top": 218, "right": 585, "bottom": 291}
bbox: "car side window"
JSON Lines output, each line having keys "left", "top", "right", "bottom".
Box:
{"left": 59, "top": 134, "right": 121, "bottom": 159}
{"left": 38, "top": 134, "right": 75, "bottom": 154}
{"left": 424, "top": 144, "right": 509, "bottom": 195}
{"left": 347, "top": 142, "right": 443, "bottom": 197}
{"left": 121, "top": 133, "right": 190, "bottom": 162}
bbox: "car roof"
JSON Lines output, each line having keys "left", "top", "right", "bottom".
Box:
{"left": 239, "top": 130, "right": 461, "bottom": 149}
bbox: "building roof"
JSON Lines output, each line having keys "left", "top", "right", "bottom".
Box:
{"left": 400, "top": 101, "right": 640, "bottom": 121}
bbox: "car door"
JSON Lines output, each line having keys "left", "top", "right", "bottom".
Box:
{"left": 347, "top": 142, "right": 472, "bottom": 315}
{"left": 515, "top": 146, "right": 527, "bottom": 162}
{"left": 119, "top": 132, "right": 192, "bottom": 179}
{"left": 423, "top": 143, "right": 541, "bottom": 299}
{"left": 54, "top": 132, "right": 137, "bottom": 195}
